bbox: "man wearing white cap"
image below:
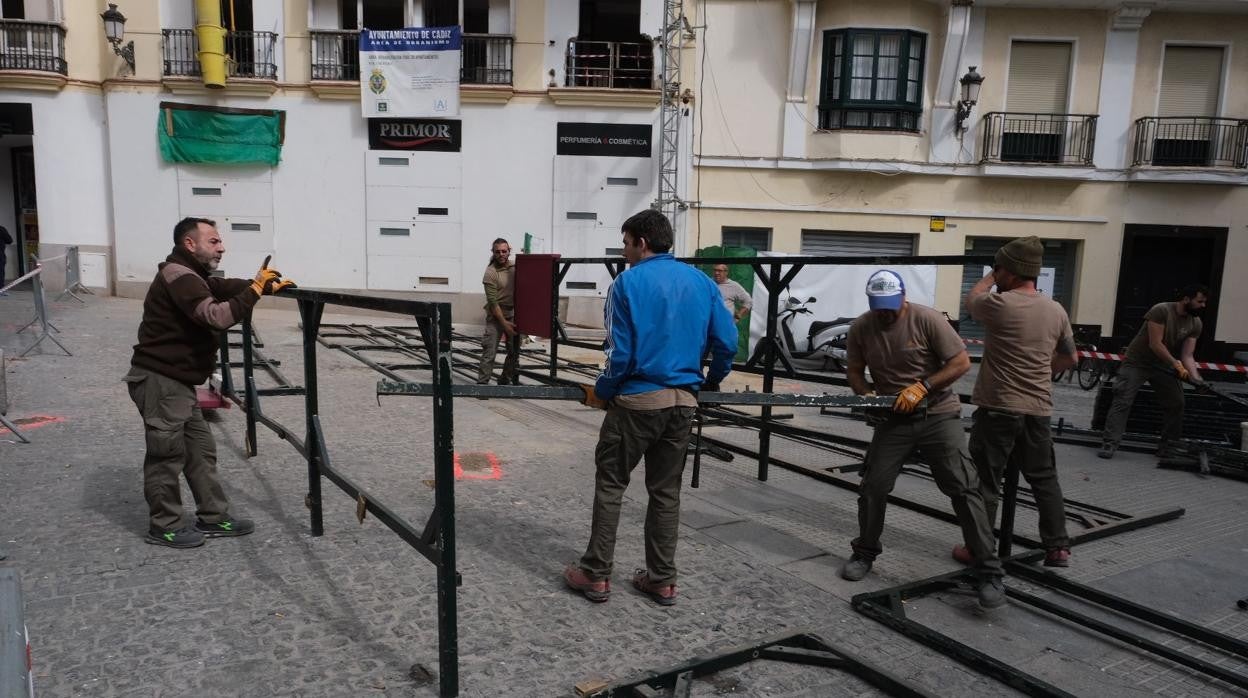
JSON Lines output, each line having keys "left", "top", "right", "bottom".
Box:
{"left": 841, "top": 270, "right": 1005, "bottom": 609}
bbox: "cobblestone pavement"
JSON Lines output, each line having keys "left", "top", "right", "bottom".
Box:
{"left": 2, "top": 291, "right": 1247, "bottom": 697}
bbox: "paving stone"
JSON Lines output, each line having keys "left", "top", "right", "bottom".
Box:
{"left": 2, "top": 295, "right": 1246, "bottom": 696}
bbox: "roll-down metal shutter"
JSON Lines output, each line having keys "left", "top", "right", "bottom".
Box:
{"left": 799, "top": 230, "right": 916, "bottom": 256}
{"left": 958, "top": 237, "right": 1077, "bottom": 344}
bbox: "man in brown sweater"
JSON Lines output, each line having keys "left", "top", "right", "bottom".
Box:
{"left": 123, "top": 217, "right": 289, "bottom": 548}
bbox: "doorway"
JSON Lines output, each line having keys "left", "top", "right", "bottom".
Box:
{"left": 1113, "top": 225, "right": 1225, "bottom": 355}
{"left": 0, "top": 102, "right": 35, "bottom": 282}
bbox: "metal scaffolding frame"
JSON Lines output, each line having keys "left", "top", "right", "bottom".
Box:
{"left": 654, "top": 0, "right": 687, "bottom": 227}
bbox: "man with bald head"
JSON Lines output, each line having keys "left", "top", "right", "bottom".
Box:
{"left": 712, "top": 264, "right": 752, "bottom": 322}
{"left": 124, "top": 217, "right": 292, "bottom": 549}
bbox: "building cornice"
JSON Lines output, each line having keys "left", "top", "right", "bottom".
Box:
{"left": 162, "top": 76, "right": 280, "bottom": 97}
{"left": 546, "top": 87, "right": 660, "bottom": 108}
{"left": 0, "top": 70, "right": 67, "bottom": 92}
{"left": 695, "top": 155, "right": 1248, "bottom": 185}
{"left": 1111, "top": 3, "right": 1154, "bottom": 30}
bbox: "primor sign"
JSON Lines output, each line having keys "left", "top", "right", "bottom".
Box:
{"left": 367, "top": 118, "right": 461, "bottom": 152}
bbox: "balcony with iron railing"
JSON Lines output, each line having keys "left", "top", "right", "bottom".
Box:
{"left": 980, "top": 113, "right": 1098, "bottom": 166}
{"left": 0, "top": 19, "right": 66, "bottom": 76}
{"left": 1132, "top": 116, "right": 1247, "bottom": 169}
{"left": 564, "top": 39, "right": 654, "bottom": 89}
{"left": 162, "top": 28, "right": 278, "bottom": 80}
{"left": 309, "top": 30, "right": 514, "bottom": 86}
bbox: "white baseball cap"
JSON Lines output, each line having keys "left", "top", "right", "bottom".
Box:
{"left": 865, "top": 270, "right": 905, "bottom": 311}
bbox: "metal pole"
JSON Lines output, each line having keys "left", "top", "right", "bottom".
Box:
{"left": 997, "top": 458, "right": 1021, "bottom": 559}
{"left": 757, "top": 262, "right": 782, "bottom": 481}
{"left": 548, "top": 261, "right": 559, "bottom": 380}
{"left": 430, "top": 304, "right": 459, "bottom": 697}
{"left": 298, "top": 299, "right": 325, "bottom": 537}
{"left": 241, "top": 313, "right": 258, "bottom": 457}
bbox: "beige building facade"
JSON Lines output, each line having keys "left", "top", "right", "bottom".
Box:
{"left": 693, "top": 0, "right": 1248, "bottom": 356}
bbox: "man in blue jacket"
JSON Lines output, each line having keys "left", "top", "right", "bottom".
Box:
{"left": 564, "top": 209, "right": 738, "bottom": 605}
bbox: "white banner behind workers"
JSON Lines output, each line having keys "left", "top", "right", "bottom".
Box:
{"left": 361, "top": 27, "right": 461, "bottom": 118}
{"left": 746, "top": 254, "right": 938, "bottom": 359}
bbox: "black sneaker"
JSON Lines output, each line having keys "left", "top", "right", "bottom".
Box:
{"left": 195, "top": 517, "right": 255, "bottom": 538}
{"left": 146, "top": 526, "right": 205, "bottom": 548}
{"left": 977, "top": 577, "right": 1007, "bottom": 610}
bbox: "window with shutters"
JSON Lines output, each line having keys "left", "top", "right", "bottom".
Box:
{"left": 1158, "top": 45, "right": 1223, "bottom": 118}
{"left": 1133, "top": 45, "right": 1237, "bottom": 167}
{"left": 983, "top": 40, "right": 1096, "bottom": 165}
{"left": 818, "top": 29, "right": 926, "bottom": 132}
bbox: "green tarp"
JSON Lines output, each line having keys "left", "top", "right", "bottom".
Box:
{"left": 696, "top": 245, "right": 756, "bottom": 361}
{"left": 157, "top": 101, "right": 285, "bottom": 166}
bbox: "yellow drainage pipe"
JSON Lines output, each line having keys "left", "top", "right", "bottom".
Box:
{"left": 194, "top": 0, "right": 227, "bottom": 89}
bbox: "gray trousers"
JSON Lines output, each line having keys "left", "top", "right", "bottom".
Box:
{"left": 969, "top": 408, "right": 1069, "bottom": 550}
{"left": 579, "top": 405, "right": 695, "bottom": 586}
{"left": 1100, "top": 363, "right": 1186, "bottom": 451}
{"left": 476, "top": 311, "right": 519, "bottom": 384}
{"left": 123, "top": 367, "right": 231, "bottom": 531}
{"left": 852, "top": 413, "right": 1002, "bottom": 579}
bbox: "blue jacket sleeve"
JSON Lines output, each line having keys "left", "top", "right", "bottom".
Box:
{"left": 594, "top": 280, "right": 634, "bottom": 400}
{"left": 705, "top": 284, "right": 738, "bottom": 385}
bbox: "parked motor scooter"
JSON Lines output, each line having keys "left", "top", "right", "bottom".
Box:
{"left": 749, "top": 294, "right": 853, "bottom": 374}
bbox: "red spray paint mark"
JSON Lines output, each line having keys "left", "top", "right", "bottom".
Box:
{"left": 0, "top": 415, "right": 64, "bottom": 434}
{"left": 453, "top": 452, "right": 503, "bottom": 480}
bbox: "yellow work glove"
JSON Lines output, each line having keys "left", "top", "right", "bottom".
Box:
{"left": 266, "top": 278, "right": 298, "bottom": 295}
{"left": 893, "top": 380, "right": 929, "bottom": 414}
{"left": 1172, "top": 361, "right": 1190, "bottom": 382}
{"left": 251, "top": 265, "right": 281, "bottom": 298}
{"left": 579, "top": 384, "right": 609, "bottom": 410}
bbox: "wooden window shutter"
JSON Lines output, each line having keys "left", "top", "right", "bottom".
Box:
{"left": 1158, "top": 46, "right": 1223, "bottom": 117}
{"left": 1006, "top": 41, "right": 1072, "bottom": 114}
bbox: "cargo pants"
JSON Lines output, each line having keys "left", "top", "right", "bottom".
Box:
{"left": 968, "top": 407, "right": 1070, "bottom": 550}
{"left": 477, "top": 310, "right": 520, "bottom": 385}
{"left": 852, "top": 412, "right": 1002, "bottom": 579}
{"left": 123, "top": 366, "right": 231, "bottom": 531}
{"left": 1100, "top": 363, "right": 1186, "bottom": 453}
{"left": 579, "top": 404, "right": 695, "bottom": 586}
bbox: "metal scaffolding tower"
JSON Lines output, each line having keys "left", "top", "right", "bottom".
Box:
{"left": 654, "top": 0, "right": 687, "bottom": 229}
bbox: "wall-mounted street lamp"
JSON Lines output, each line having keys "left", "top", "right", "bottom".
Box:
{"left": 955, "top": 66, "right": 984, "bottom": 133}
{"left": 101, "top": 3, "right": 135, "bottom": 73}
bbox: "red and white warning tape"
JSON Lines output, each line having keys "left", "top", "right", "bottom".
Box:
{"left": 962, "top": 338, "right": 1248, "bottom": 373}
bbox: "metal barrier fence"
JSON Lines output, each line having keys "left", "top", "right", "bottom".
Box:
{"left": 0, "top": 19, "right": 67, "bottom": 74}
{"left": 545, "top": 254, "right": 994, "bottom": 482}
{"left": 564, "top": 39, "right": 653, "bottom": 88}
{"left": 52, "top": 246, "right": 93, "bottom": 303}
{"left": 220, "top": 288, "right": 460, "bottom": 696}
{"left": 1132, "top": 116, "right": 1248, "bottom": 168}
{"left": 309, "top": 29, "right": 360, "bottom": 81}
{"left": 162, "top": 28, "right": 279, "bottom": 79}
{"left": 0, "top": 348, "right": 28, "bottom": 443}
{"left": 3, "top": 265, "right": 69, "bottom": 357}
{"left": 981, "top": 112, "right": 1098, "bottom": 165}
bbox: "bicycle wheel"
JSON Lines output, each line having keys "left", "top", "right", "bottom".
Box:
{"left": 1078, "top": 357, "right": 1101, "bottom": 390}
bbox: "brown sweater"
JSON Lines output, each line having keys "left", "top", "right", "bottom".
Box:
{"left": 130, "top": 246, "right": 259, "bottom": 385}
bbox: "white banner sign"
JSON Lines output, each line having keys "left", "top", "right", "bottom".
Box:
{"left": 747, "top": 255, "right": 939, "bottom": 365}
{"left": 361, "top": 27, "right": 461, "bottom": 118}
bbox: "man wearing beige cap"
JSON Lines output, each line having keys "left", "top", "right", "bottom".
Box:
{"left": 964, "top": 236, "right": 1078, "bottom": 567}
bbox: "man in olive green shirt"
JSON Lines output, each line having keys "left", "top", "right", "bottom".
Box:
{"left": 477, "top": 238, "right": 520, "bottom": 385}
{"left": 1099, "top": 284, "right": 1209, "bottom": 460}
